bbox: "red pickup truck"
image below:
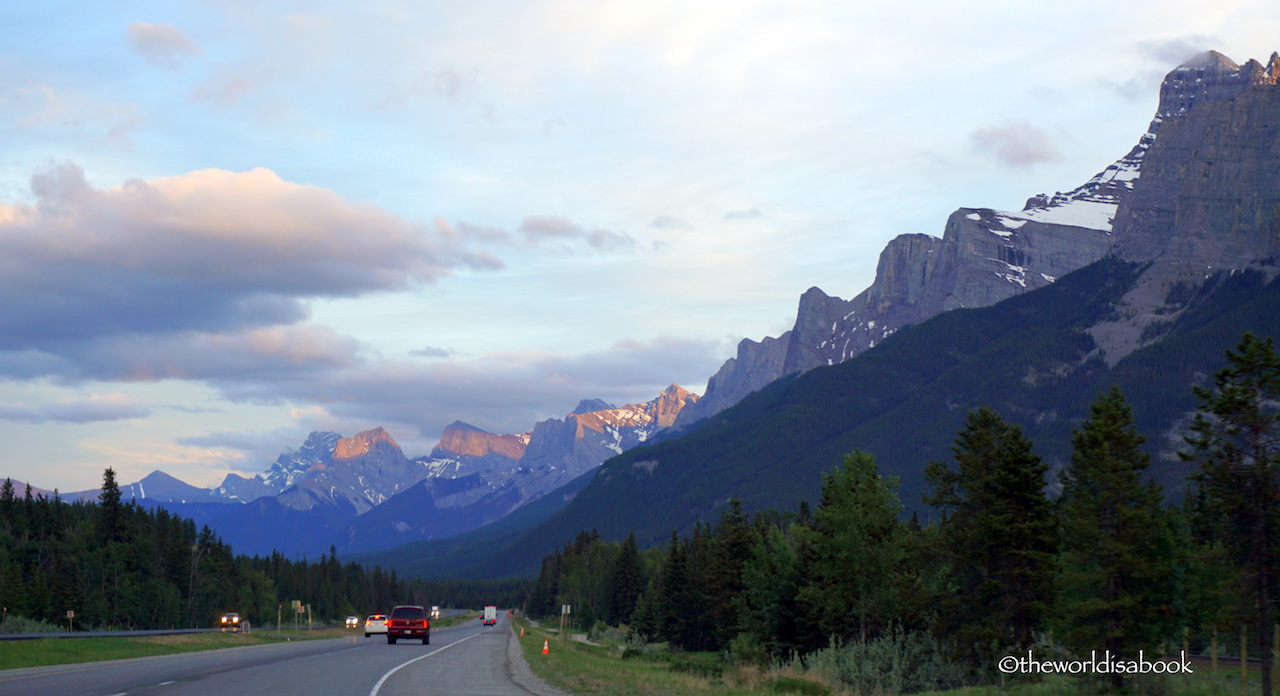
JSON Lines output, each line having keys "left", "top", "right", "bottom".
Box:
{"left": 386, "top": 605, "right": 430, "bottom": 645}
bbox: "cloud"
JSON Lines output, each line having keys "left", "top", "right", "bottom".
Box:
{"left": 5, "top": 84, "right": 143, "bottom": 148}
{"left": 0, "top": 393, "right": 151, "bottom": 424}
{"left": 723, "top": 208, "right": 763, "bottom": 221}
{"left": 214, "top": 335, "right": 728, "bottom": 441}
{"left": 651, "top": 215, "right": 691, "bottom": 230}
{"left": 193, "top": 72, "right": 270, "bottom": 106}
{"left": 969, "top": 119, "right": 1062, "bottom": 168}
{"left": 517, "top": 214, "right": 637, "bottom": 251}
{"left": 0, "top": 163, "right": 502, "bottom": 378}
{"left": 410, "top": 345, "right": 455, "bottom": 358}
{"left": 127, "top": 22, "right": 201, "bottom": 69}
{"left": 1136, "top": 36, "right": 1218, "bottom": 66}
{"left": 174, "top": 428, "right": 304, "bottom": 475}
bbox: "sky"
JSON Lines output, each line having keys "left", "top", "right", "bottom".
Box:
{"left": 3, "top": 0, "right": 1280, "bottom": 493}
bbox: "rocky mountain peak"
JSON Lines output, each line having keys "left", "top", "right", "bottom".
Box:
{"left": 572, "top": 398, "right": 616, "bottom": 414}
{"left": 1158, "top": 50, "right": 1278, "bottom": 119}
{"left": 433, "top": 421, "right": 530, "bottom": 461}
{"left": 263, "top": 430, "right": 340, "bottom": 489}
{"left": 647, "top": 384, "right": 699, "bottom": 427}
{"left": 333, "top": 426, "right": 399, "bottom": 459}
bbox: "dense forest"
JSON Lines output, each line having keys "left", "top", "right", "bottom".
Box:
{"left": 0, "top": 472, "right": 528, "bottom": 631}
{"left": 524, "top": 332, "right": 1280, "bottom": 695}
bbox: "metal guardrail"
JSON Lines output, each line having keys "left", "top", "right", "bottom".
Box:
{"left": 0, "top": 623, "right": 334, "bottom": 641}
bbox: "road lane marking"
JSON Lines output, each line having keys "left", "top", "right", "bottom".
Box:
{"left": 368, "top": 632, "right": 486, "bottom": 696}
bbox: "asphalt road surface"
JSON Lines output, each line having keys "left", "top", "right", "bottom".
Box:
{"left": 0, "top": 615, "right": 563, "bottom": 696}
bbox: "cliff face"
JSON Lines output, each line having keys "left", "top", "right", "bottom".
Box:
{"left": 406, "top": 384, "right": 698, "bottom": 521}
{"left": 1088, "top": 51, "right": 1280, "bottom": 360}
{"left": 1114, "top": 51, "right": 1280, "bottom": 266}
{"left": 427, "top": 421, "right": 530, "bottom": 477}
{"left": 520, "top": 384, "right": 697, "bottom": 477}
{"left": 676, "top": 158, "right": 1125, "bottom": 430}
{"left": 677, "top": 50, "right": 1280, "bottom": 430}
{"left": 280, "top": 427, "right": 428, "bottom": 514}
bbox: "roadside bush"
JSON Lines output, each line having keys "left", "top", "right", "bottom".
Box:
{"left": 656, "top": 651, "right": 726, "bottom": 679}
{"left": 799, "top": 627, "right": 971, "bottom": 695}
{"left": 588, "top": 620, "right": 608, "bottom": 642}
{"left": 0, "top": 613, "right": 62, "bottom": 634}
{"left": 728, "top": 631, "right": 769, "bottom": 666}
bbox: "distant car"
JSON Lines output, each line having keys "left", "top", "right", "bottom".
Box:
{"left": 219, "top": 613, "right": 241, "bottom": 632}
{"left": 364, "top": 614, "right": 387, "bottom": 637}
{"left": 386, "top": 605, "right": 430, "bottom": 645}
{"left": 345, "top": 616, "right": 359, "bottom": 629}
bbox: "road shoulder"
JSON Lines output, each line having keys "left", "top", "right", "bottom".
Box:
{"left": 505, "top": 623, "right": 571, "bottom": 696}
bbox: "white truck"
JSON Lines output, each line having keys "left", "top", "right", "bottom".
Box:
{"left": 483, "top": 606, "right": 497, "bottom": 626}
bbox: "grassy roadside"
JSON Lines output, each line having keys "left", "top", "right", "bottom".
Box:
{"left": 0, "top": 628, "right": 349, "bottom": 671}
{"left": 509, "top": 617, "right": 1251, "bottom": 696}
{"left": 510, "top": 616, "right": 832, "bottom": 696}
{"left": 434, "top": 610, "right": 479, "bottom": 629}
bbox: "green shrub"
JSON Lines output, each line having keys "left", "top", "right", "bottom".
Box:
{"left": 799, "top": 627, "right": 971, "bottom": 695}
{"left": 0, "top": 614, "right": 62, "bottom": 634}
{"left": 729, "top": 632, "right": 769, "bottom": 666}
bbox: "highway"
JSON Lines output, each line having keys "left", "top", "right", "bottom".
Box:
{"left": 0, "top": 616, "right": 565, "bottom": 696}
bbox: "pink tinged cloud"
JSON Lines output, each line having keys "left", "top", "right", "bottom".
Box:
{"left": 969, "top": 119, "right": 1062, "bottom": 168}
{"left": 127, "top": 22, "right": 201, "bottom": 69}
{"left": 517, "top": 214, "right": 636, "bottom": 251}
{"left": 0, "top": 163, "right": 502, "bottom": 373}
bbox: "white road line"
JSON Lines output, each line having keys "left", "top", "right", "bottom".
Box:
{"left": 368, "top": 632, "right": 485, "bottom": 696}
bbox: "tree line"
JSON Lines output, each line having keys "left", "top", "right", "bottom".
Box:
{"left": 523, "top": 332, "right": 1280, "bottom": 694}
{"left": 0, "top": 472, "right": 527, "bottom": 630}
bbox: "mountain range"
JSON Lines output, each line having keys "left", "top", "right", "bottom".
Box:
{"left": 352, "top": 50, "right": 1280, "bottom": 578}
{"left": 13, "top": 51, "right": 1279, "bottom": 577}
{"left": 41, "top": 385, "right": 697, "bottom": 558}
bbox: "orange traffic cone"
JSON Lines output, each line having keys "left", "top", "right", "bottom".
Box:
{"left": 520, "top": 627, "right": 524, "bottom": 637}
{"left": 542, "top": 639, "right": 549, "bottom": 655}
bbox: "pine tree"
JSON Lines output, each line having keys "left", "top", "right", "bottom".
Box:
{"left": 1057, "top": 386, "right": 1173, "bottom": 691}
{"left": 0, "top": 478, "right": 15, "bottom": 530}
{"left": 925, "top": 406, "right": 1056, "bottom": 665}
{"left": 706, "top": 499, "right": 752, "bottom": 649}
{"left": 738, "top": 522, "right": 803, "bottom": 658}
{"left": 98, "top": 468, "right": 124, "bottom": 544}
{"left": 1183, "top": 333, "right": 1280, "bottom": 696}
{"left": 607, "top": 533, "right": 642, "bottom": 625}
{"left": 798, "top": 450, "right": 903, "bottom": 643}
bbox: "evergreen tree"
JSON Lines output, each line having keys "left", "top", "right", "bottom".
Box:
{"left": 607, "top": 533, "right": 642, "bottom": 625}
{"left": 98, "top": 468, "right": 124, "bottom": 544}
{"left": 0, "top": 478, "right": 15, "bottom": 530}
{"left": 1183, "top": 333, "right": 1280, "bottom": 696}
{"left": 1057, "top": 386, "right": 1173, "bottom": 691}
{"left": 925, "top": 406, "right": 1056, "bottom": 665}
{"left": 798, "top": 450, "right": 904, "bottom": 643}
{"left": 737, "top": 522, "right": 803, "bottom": 658}
{"left": 706, "top": 499, "right": 752, "bottom": 649}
